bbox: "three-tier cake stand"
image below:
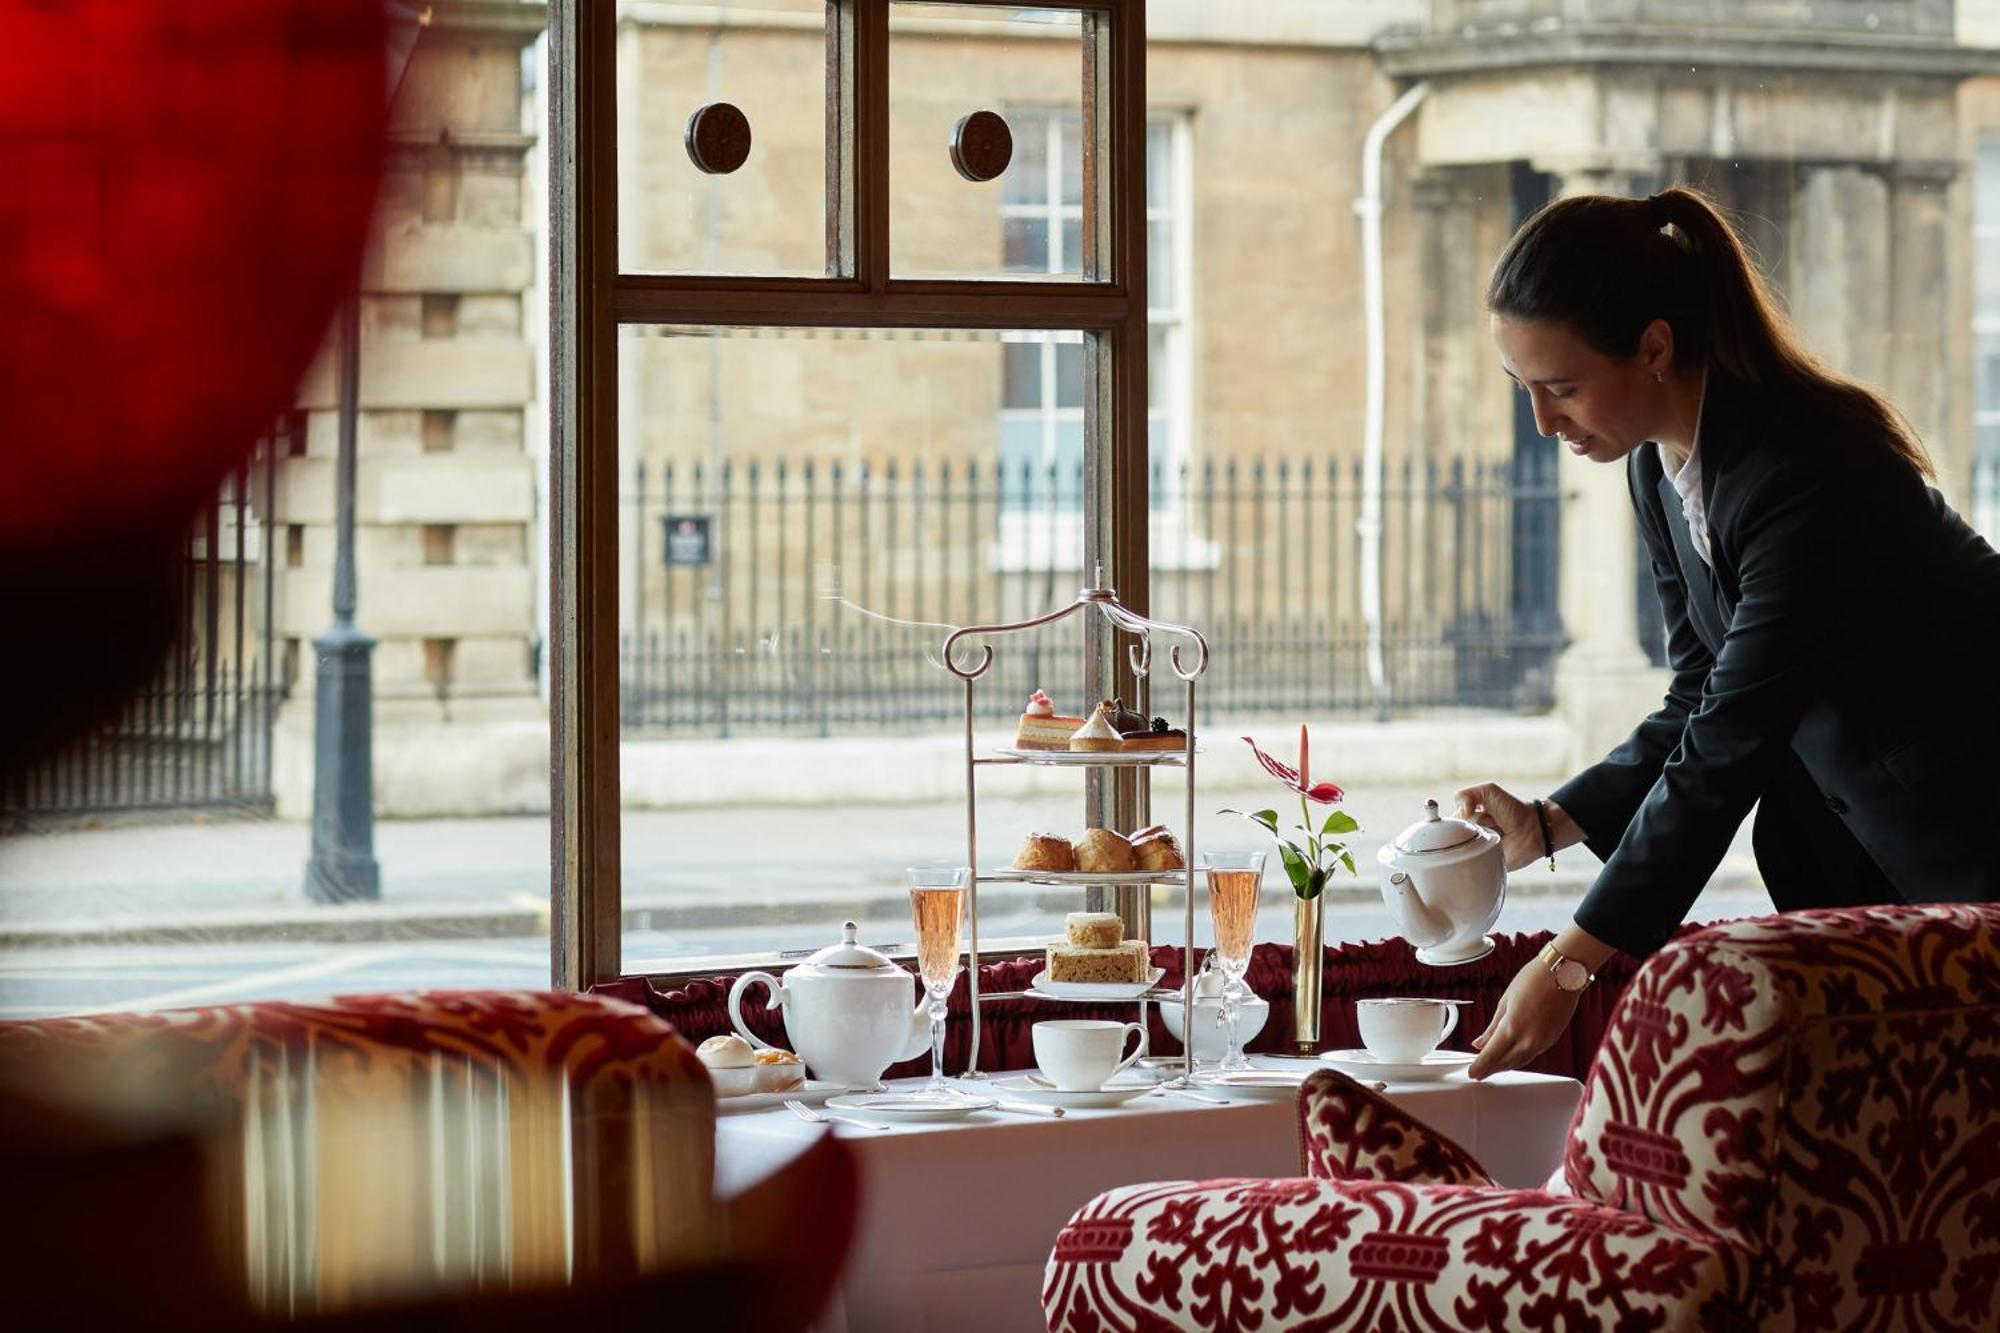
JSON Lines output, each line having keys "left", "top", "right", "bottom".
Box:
{"left": 939, "top": 578, "right": 1210, "bottom": 1078}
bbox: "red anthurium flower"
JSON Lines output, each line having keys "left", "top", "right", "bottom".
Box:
{"left": 1242, "top": 736, "right": 1345, "bottom": 804}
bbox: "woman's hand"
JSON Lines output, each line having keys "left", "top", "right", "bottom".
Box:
{"left": 1466, "top": 956, "right": 1582, "bottom": 1079}
{"left": 1453, "top": 782, "right": 1546, "bottom": 872}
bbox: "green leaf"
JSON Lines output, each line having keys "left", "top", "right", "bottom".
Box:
{"left": 1305, "top": 866, "right": 1327, "bottom": 900}
{"left": 1340, "top": 850, "right": 1356, "bottom": 875}
{"left": 1321, "top": 810, "right": 1360, "bottom": 836}
{"left": 1219, "top": 807, "right": 1281, "bottom": 836}
{"left": 1277, "top": 842, "right": 1311, "bottom": 895}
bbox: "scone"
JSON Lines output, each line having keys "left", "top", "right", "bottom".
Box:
{"left": 1015, "top": 832, "right": 1076, "bottom": 872}
{"left": 1132, "top": 827, "right": 1185, "bottom": 871}
{"left": 1073, "top": 827, "right": 1137, "bottom": 873}
{"left": 1065, "top": 910, "right": 1124, "bottom": 949}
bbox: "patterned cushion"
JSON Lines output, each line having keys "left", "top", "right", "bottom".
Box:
{"left": 1297, "top": 1068, "right": 1494, "bottom": 1185}
{"left": 1566, "top": 904, "right": 2000, "bottom": 1329}
{"left": 1044, "top": 1178, "right": 1751, "bottom": 1332}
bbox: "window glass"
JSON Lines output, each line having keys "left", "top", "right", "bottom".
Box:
{"left": 2, "top": 12, "right": 552, "bottom": 1016}
{"left": 891, "top": 4, "right": 1093, "bottom": 280}
{"left": 616, "top": 0, "right": 830, "bottom": 276}
{"left": 618, "top": 325, "right": 1096, "bottom": 967}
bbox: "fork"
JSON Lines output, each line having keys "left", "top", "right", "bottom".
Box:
{"left": 1150, "top": 1085, "right": 1230, "bottom": 1105}
{"left": 785, "top": 1098, "right": 891, "bottom": 1131}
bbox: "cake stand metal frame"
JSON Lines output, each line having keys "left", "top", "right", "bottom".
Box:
{"left": 940, "top": 578, "right": 1210, "bottom": 1079}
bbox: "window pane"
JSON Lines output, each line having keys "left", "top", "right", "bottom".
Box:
{"left": 618, "top": 326, "right": 1093, "bottom": 970}
{"left": 1060, "top": 218, "right": 1083, "bottom": 276}
{"left": 1149, "top": 323, "right": 1167, "bottom": 411}
{"left": 1059, "top": 110, "right": 1084, "bottom": 208}
{"left": 1002, "top": 216, "right": 1048, "bottom": 272}
{"left": 2, "top": 9, "right": 553, "bottom": 1017}
{"left": 1002, "top": 340, "right": 1042, "bottom": 408}
{"left": 1981, "top": 235, "right": 2000, "bottom": 316}
{"left": 616, "top": 1, "right": 829, "bottom": 276}
{"left": 890, "top": 4, "right": 1092, "bottom": 280}
{"left": 1004, "top": 108, "right": 1050, "bottom": 207}
{"left": 1147, "top": 119, "right": 1172, "bottom": 211}
{"left": 1148, "top": 220, "right": 1173, "bottom": 308}
{"left": 1980, "top": 333, "right": 2000, "bottom": 409}
{"left": 1054, "top": 339, "right": 1084, "bottom": 409}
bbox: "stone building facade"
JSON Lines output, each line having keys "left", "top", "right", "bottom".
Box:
{"left": 275, "top": 0, "right": 2000, "bottom": 815}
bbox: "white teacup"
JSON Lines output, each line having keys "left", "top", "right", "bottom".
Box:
{"left": 1356, "top": 997, "right": 1462, "bottom": 1062}
{"left": 1033, "top": 1019, "right": 1147, "bottom": 1091}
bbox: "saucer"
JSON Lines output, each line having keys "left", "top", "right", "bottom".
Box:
{"left": 1319, "top": 1048, "right": 1475, "bottom": 1082}
{"left": 1027, "top": 967, "right": 1166, "bottom": 1001}
{"left": 714, "top": 1078, "right": 845, "bottom": 1111}
{"left": 995, "top": 1074, "right": 1155, "bottom": 1109}
{"left": 824, "top": 1091, "right": 994, "bottom": 1122}
{"left": 1194, "top": 1068, "right": 1312, "bottom": 1100}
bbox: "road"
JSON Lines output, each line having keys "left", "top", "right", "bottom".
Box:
{"left": 0, "top": 886, "right": 1775, "bottom": 1019}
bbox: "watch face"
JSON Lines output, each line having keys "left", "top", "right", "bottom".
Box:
{"left": 1554, "top": 959, "right": 1590, "bottom": 991}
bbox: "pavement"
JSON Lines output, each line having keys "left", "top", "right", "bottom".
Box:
{"left": 0, "top": 774, "right": 1766, "bottom": 949}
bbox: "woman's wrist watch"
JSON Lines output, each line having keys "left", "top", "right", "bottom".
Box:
{"left": 1539, "top": 941, "right": 1593, "bottom": 992}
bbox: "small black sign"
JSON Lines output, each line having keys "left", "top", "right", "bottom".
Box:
{"left": 662, "top": 514, "right": 712, "bottom": 567}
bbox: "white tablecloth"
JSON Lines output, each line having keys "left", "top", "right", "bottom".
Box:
{"left": 716, "top": 1061, "right": 1582, "bottom": 1333}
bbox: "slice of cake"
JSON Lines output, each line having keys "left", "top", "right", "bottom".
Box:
{"left": 1016, "top": 690, "right": 1083, "bottom": 751}
{"left": 1065, "top": 910, "right": 1124, "bottom": 949}
{"left": 1047, "top": 939, "right": 1150, "bottom": 984}
{"left": 1067, "top": 701, "right": 1123, "bottom": 753}
{"left": 1119, "top": 716, "right": 1189, "bottom": 751}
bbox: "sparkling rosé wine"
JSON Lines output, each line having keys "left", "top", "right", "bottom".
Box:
{"left": 1208, "top": 869, "right": 1260, "bottom": 965}
{"left": 910, "top": 887, "right": 964, "bottom": 992}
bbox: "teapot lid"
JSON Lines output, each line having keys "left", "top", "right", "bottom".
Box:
{"left": 1391, "top": 799, "right": 1485, "bottom": 855}
{"left": 798, "top": 921, "right": 901, "bottom": 973}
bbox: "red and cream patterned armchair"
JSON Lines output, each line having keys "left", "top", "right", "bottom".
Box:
{"left": 1043, "top": 904, "right": 2000, "bottom": 1331}
{"left": 0, "top": 990, "right": 850, "bottom": 1328}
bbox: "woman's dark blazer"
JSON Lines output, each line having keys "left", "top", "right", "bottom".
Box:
{"left": 1548, "top": 372, "right": 2000, "bottom": 956}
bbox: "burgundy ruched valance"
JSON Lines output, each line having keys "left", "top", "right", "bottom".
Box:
{"left": 595, "top": 924, "right": 1724, "bottom": 1082}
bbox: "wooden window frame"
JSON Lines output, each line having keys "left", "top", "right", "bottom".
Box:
{"left": 548, "top": 0, "right": 1150, "bottom": 989}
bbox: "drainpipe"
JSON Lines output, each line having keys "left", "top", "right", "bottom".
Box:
{"left": 1355, "top": 81, "right": 1429, "bottom": 721}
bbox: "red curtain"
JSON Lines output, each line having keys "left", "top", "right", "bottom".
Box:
{"left": 594, "top": 923, "right": 1730, "bottom": 1083}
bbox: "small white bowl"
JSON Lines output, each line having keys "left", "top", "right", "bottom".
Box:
{"left": 1157, "top": 993, "right": 1270, "bottom": 1063}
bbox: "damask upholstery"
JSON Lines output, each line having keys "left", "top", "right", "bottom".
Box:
{"left": 1044, "top": 904, "right": 2000, "bottom": 1331}
{"left": 0, "top": 990, "right": 721, "bottom": 1316}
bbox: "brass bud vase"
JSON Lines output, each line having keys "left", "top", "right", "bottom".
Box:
{"left": 1293, "top": 892, "right": 1324, "bottom": 1055}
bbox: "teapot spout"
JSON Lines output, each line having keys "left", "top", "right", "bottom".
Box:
{"left": 1383, "top": 871, "right": 1453, "bottom": 948}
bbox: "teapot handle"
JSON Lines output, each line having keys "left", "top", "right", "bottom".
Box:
{"left": 727, "top": 970, "right": 783, "bottom": 1051}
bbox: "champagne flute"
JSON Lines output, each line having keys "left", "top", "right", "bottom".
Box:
{"left": 1202, "top": 851, "right": 1265, "bottom": 1073}
{"left": 907, "top": 865, "right": 968, "bottom": 1096}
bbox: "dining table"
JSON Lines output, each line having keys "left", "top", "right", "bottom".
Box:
{"left": 714, "top": 1057, "right": 1584, "bottom": 1333}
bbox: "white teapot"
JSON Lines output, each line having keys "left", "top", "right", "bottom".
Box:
{"left": 727, "top": 921, "right": 931, "bottom": 1090}
{"left": 1376, "top": 799, "right": 1506, "bottom": 966}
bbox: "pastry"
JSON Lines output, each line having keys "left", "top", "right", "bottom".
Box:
{"left": 1106, "top": 696, "right": 1149, "bottom": 736}
{"left": 1016, "top": 690, "right": 1083, "bottom": 751}
{"left": 1073, "top": 827, "right": 1137, "bottom": 873}
{"left": 754, "top": 1047, "right": 805, "bottom": 1093}
{"left": 1067, "top": 701, "right": 1123, "bottom": 753}
{"left": 1046, "top": 939, "right": 1150, "bottom": 984}
{"left": 1015, "top": 832, "right": 1076, "bottom": 872}
{"left": 1132, "top": 827, "right": 1185, "bottom": 872}
{"left": 1065, "top": 910, "right": 1124, "bottom": 949}
{"left": 1120, "top": 716, "right": 1189, "bottom": 751}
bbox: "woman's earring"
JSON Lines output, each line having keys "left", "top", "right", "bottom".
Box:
{"left": 1654, "top": 371, "right": 1664, "bottom": 384}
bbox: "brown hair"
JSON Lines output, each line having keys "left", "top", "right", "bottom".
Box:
{"left": 1486, "top": 185, "right": 1933, "bottom": 479}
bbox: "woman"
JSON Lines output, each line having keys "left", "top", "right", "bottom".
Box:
{"left": 1459, "top": 186, "right": 2000, "bottom": 1078}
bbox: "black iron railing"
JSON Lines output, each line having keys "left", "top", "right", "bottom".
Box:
{"left": 621, "top": 452, "right": 1565, "bottom": 736}
{"left": 2, "top": 426, "right": 287, "bottom": 820}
